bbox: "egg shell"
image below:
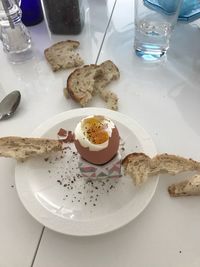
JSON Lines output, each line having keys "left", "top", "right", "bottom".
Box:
{"left": 74, "top": 126, "right": 120, "bottom": 165}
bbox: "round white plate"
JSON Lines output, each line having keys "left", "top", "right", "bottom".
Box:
{"left": 15, "top": 108, "right": 158, "bottom": 236}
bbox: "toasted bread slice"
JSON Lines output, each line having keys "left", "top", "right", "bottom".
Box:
{"left": 94, "top": 60, "right": 120, "bottom": 90}
{"left": 0, "top": 136, "right": 62, "bottom": 160}
{"left": 44, "top": 40, "right": 84, "bottom": 72}
{"left": 150, "top": 154, "right": 200, "bottom": 175}
{"left": 122, "top": 153, "right": 200, "bottom": 185}
{"left": 122, "top": 153, "right": 152, "bottom": 185}
{"left": 168, "top": 174, "right": 200, "bottom": 197}
{"left": 95, "top": 60, "right": 120, "bottom": 110}
{"left": 65, "top": 64, "right": 102, "bottom": 106}
{"left": 65, "top": 60, "right": 120, "bottom": 109}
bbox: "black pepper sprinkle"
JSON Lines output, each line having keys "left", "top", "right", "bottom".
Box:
{"left": 93, "top": 203, "right": 96, "bottom": 206}
{"left": 44, "top": 157, "right": 49, "bottom": 162}
{"left": 179, "top": 251, "right": 182, "bottom": 254}
{"left": 85, "top": 202, "right": 87, "bottom": 205}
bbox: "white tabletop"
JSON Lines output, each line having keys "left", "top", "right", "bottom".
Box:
{"left": 1, "top": 0, "right": 200, "bottom": 266}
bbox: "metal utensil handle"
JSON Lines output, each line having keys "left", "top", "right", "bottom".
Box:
{"left": 1, "top": 0, "right": 15, "bottom": 29}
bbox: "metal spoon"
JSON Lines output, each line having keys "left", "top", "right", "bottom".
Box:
{"left": 0, "top": 90, "right": 21, "bottom": 120}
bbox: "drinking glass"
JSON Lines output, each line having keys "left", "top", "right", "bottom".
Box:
{"left": 134, "top": 0, "right": 183, "bottom": 61}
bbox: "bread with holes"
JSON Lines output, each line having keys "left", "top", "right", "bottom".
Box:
{"left": 122, "top": 152, "right": 200, "bottom": 185}
{"left": 95, "top": 60, "right": 120, "bottom": 110}
{"left": 65, "top": 64, "right": 102, "bottom": 106}
{"left": 168, "top": 174, "right": 200, "bottom": 197}
{"left": 65, "top": 60, "right": 120, "bottom": 109}
{"left": 0, "top": 136, "right": 62, "bottom": 160}
{"left": 44, "top": 40, "right": 84, "bottom": 72}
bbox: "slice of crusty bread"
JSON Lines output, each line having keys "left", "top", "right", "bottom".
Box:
{"left": 65, "top": 60, "right": 120, "bottom": 109}
{"left": 122, "top": 153, "right": 152, "bottom": 185}
{"left": 95, "top": 60, "right": 120, "bottom": 110}
{"left": 99, "top": 90, "right": 118, "bottom": 110}
{"left": 122, "top": 153, "right": 200, "bottom": 185}
{"left": 0, "top": 136, "right": 62, "bottom": 160}
{"left": 44, "top": 40, "right": 84, "bottom": 72}
{"left": 168, "top": 174, "right": 200, "bottom": 197}
{"left": 95, "top": 60, "right": 120, "bottom": 90}
{"left": 65, "top": 64, "right": 103, "bottom": 107}
{"left": 150, "top": 154, "right": 200, "bottom": 175}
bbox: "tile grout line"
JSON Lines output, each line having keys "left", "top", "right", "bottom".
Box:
{"left": 30, "top": 226, "right": 45, "bottom": 267}
{"left": 95, "top": 0, "right": 118, "bottom": 64}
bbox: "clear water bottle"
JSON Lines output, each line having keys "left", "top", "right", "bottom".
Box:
{"left": 0, "top": 0, "right": 33, "bottom": 63}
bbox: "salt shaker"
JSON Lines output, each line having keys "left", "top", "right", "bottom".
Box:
{"left": 0, "top": 0, "right": 33, "bottom": 63}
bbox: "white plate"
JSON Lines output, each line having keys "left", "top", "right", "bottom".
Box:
{"left": 15, "top": 108, "right": 158, "bottom": 236}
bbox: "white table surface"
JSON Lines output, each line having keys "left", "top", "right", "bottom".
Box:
{"left": 1, "top": 0, "right": 200, "bottom": 266}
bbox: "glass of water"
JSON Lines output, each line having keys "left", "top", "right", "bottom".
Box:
{"left": 134, "top": 0, "right": 183, "bottom": 61}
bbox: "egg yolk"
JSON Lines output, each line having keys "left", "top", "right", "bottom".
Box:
{"left": 82, "top": 117, "right": 109, "bottom": 144}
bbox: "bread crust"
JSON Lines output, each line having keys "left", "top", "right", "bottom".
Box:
{"left": 122, "top": 152, "right": 200, "bottom": 186}
{"left": 66, "top": 64, "right": 102, "bottom": 106}
{"left": 0, "top": 136, "right": 62, "bottom": 160}
{"left": 65, "top": 60, "right": 120, "bottom": 109}
{"left": 95, "top": 60, "right": 120, "bottom": 110}
{"left": 44, "top": 40, "right": 84, "bottom": 72}
{"left": 168, "top": 174, "right": 200, "bottom": 197}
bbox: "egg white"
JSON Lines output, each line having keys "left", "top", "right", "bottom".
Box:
{"left": 74, "top": 116, "right": 115, "bottom": 151}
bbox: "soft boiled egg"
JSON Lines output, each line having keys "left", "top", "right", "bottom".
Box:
{"left": 74, "top": 115, "right": 120, "bottom": 165}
